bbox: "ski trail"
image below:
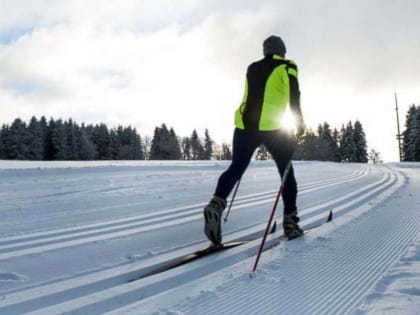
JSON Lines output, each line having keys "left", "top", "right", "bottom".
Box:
{"left": 137, "top": 169, "right": 415, "bottom": 315}
{"left": 1, "top": 165, "right": 366, "bottom": 243}
{"left": 166, "top": 170, "right": 420, "bottom": 315}
{"left": 224, "top": 168, "right": 392, "bottom": 244}
{"left": 0, "top": 166, "right": 401, "bottom": 315}
{"left": 0, "top": 166, "right": 369, "bottom": 260}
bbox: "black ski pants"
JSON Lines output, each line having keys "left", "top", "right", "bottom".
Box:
{"left": 214, "top": 128, "right": 298, "bottom": 215}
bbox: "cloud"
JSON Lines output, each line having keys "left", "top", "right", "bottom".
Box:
{"left": 0, "top": 0, "right": 419, "bottom": 161}
{"left": 0, "top": 8, "right": 236, "bottom": 137}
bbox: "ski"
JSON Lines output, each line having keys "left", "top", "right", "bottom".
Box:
{"left": 171, "top": 240, "right": 246, "bottom": 265}
{"left": 129, "top": 241, "right": 248, "bottom": 282}
{"left": 262, "top": 210, "right": 333, "bottom": 251}
{"left": 129, "top": 211, "right": 332, "bottom": 282}
{"left": 285, "top": 210, "right": 332, "bottom": 240}
{"left": 300, "top": 209, "right": 333, "bottom": 235}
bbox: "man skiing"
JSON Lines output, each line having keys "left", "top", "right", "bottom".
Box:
{"left": 204, "top": 35, "right": 305, "bottom": 246}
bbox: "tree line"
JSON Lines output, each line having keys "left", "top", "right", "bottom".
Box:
{"left": 256, "top": 120, "right": 370, "bottom": 163}
{"left": 0, "top": 117, "right": 230, "bottom": 161}
{"left": 145, "top": 124, "right": 232, "bottom": 160}
{"left": 0, "top": 117, "right": 143, "bottom": 161}
{"left": 0, "top": 116, "right": 372, "bottom": 162}
{"left": 402, "top": 104, "right": 420, "bottom": 161}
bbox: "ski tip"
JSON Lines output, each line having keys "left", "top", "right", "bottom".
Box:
{"left": 327, "top": 210, "right": 333, "bottom": 222}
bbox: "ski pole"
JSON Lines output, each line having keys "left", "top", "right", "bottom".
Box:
{"left": 224, "top": 178, "right": 241, "bottom": 223}
{"left": 252, "top": 160, "right": 292, "bottom": 273}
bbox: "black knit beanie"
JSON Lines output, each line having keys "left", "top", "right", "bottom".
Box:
{"left": 263, "top": 35, "right": 286, "bottom": 57}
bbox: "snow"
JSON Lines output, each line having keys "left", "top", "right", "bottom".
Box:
{"left": 0, "top": 160, "right": 419, "bottom": 314}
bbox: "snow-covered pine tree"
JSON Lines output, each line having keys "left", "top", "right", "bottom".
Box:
{"left": 39, "top": 116, "right": 48, "bottom": 160}
{"left": 0, "top": 125, "right": 6, "bottom": 159}
{"left": 119, "top": 126, "right": 133, "bottom": 160}
{"left": 109, "top": 129, "right": 121, "bottom": 160}
{"left": 352, "top": 120, "right": 368, "bottom": 163}
{"left": 403, "top": 105, "right": 420, "bottom": 161}
{"left": 149, "top": 126, "right": 162, "bottom": 160}
{"left": 5, "top": 118, "right": 30, "bottom": 160}
{"left": 317, "top": 123, "right": 339, "bottom": 161}
{"left": 133, "top": 128, "right": 145, "bottom": 160}
{"left": 316, "top": 124, "right": 330, "bottom": 161}
{"left": 203, "top": 129, "right": 213, "bottom": 160}
{"left": 402, "top": 105, "right": 416, "bottom": 161}
{"left": 168, "top": 128, "right": 181, "bottom": 160}
{"left": 220, "top": 143, "right": 232, "bottom": 160}
{"left": 48, "top": 119, "right": 68, "bottom": 160}
{"left": 77, "top": 124, "right": 96, "bottom": 160}
{"left": 27, "top": 117, "right": 44, "bottom": 160}
{"left": 0, "top": 124, "right": 10, "bottom": 159}
{"left": 149, "top": 124, "right": 180, "bottom": 160}
{"left": 159, "top": 125, "right": 171, "bottom": 160}
{"left": 92, "top": 123, "right": 111, "bottom": 160}
{"left": 339, "top": 122, "right": 356, "bottom": 162}
{"left": 65, "top": 119, "right": 79, "bottom": 160}
{"left": 412, "top": 105, "right": 420, "bottom": 161}
{"left": 294, "top": 130, "right": 318, "bottom": 160}
{"left": 181, "top": 137, "right": 192, "bottom": 160}
{"left": 190, "top": 129, "right": 204, "bottom": 160}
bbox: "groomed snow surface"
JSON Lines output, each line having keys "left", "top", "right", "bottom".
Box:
{"left": 0, "top": 160, "right": 419, "bottom": 315}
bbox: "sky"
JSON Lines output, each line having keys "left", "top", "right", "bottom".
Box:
{"left": 0, "top": 0, "right": 419, "bottom": 161}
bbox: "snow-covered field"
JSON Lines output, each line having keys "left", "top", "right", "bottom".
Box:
{"left": 0, "top": 160, "right": 419, "bottom": 315}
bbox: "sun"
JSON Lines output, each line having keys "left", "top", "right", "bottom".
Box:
{"left": 281, "top": 107, "right": 296, "bottom": 133}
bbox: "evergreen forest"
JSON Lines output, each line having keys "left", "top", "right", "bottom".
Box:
{"left": 0, "top": 115, "right": 402, "bottom": 163}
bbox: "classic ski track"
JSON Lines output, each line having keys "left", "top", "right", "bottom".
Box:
{"left": 0, "top": 165, "right": 403, "bottom": 315}
{"left": 0, "top": 165, "right": 366, "bottom": 243}
{"left": 170, "top": 169, "right": 413, "bottom": 315}
{"left": 0, "top": 170, "right": 218, "bottom": 207}
{"left": 0, "top": 166, "right": 369, "bottom": 260}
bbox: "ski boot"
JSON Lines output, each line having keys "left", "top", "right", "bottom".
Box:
{"left": 283, "top": 211, "right": 304, "bottom": 240}
{"left": 203, "top": 196, "right": 226, "bottom": 246}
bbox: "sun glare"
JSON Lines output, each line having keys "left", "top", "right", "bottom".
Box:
{"left": 281, "top": 107, "right": 296, "bottom": 133}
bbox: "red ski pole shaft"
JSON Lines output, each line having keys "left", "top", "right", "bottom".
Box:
{"left": 252, "top": 161, "right": 292, "bottom": 273}
{"left": 224, "top": 178, "right": 241, "bottom": 222}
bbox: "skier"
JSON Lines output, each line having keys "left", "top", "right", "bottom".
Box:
{"left": 204, "top": 35, "right": 305, "bottom": 246}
